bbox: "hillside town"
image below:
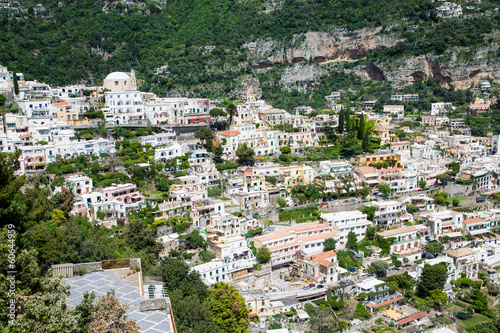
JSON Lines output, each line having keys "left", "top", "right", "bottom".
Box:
{"left": 2, "top": 65, "right": 500, "bottom": 333}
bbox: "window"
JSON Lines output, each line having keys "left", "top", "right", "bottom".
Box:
{"left": 115, "top": 81, "right": 118, "bottom": 85}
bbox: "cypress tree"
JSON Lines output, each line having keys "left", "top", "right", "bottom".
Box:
{"left": 358, "top": 115, "right": 365, "bottom": 140}
{"left": 337, "top": 110, "right": 344, "bottom": 134}
{"left": 362, "top": 130, "right": 370, "bottom": 152}
{"left": 345, "top": 111, "right": 351, "bottom": 133}
{"left": 13, "top": 72, "right": 19, "bottom": 95}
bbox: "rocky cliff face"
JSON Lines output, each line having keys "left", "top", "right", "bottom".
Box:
{"left": 349, "top": 44, "right": 500, "bottom": 89}
{"left": 244, "top": 28, "right": 401, "bottom": 68}
{"left": 245, "top": 28, "right": 500, "bottom": 90}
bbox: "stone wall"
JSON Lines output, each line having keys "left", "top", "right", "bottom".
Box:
{"left": 140, "top": 297, "right": 171, "bottom": 312}
{"left": 130, "top": 258, "right": 141, "bottom": 269}
{"left": 73, "top": 262, "right": 102, "bottom": 274}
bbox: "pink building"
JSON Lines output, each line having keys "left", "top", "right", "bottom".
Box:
{"left": 102, "top": 183, "right": 141, "bottom": 204}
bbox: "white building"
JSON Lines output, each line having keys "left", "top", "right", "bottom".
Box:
{"left": 365, "top": 200, "right": 413, "bottom": 228}
{"left": 154, "top": 142, "right": 184, "bottom": 162}
{"left": 420, "top": 210, "right": 464, "bottom": 238}
{"left": 17, "top": 138, "right": 116, "bottom": 174}
{"left": 104, "top": 90, "right": 145, "bottom": 125}
{"left": 192, "top": 258, "right": 255, "bottom": 285}
{"left": 320, "top": 210, "right": 372, "bottom": 245}
{"left": 377, "top": 225, "right": 423, "bottom": 262}
{"left": 65, "top": 175, "right": 93, "bottom": 195}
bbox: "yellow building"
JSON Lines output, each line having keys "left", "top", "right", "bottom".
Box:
{"left": 373, "top": 117, "right": 391, "bottom": 127}
{"left": 355, "top": 152, "right": 401, "bottom": 168}
{"left": 280, "top": 165, "right": 315, "bottom": 189}
{"left": 55, "top": 102, "right": 89, "bottom": 127}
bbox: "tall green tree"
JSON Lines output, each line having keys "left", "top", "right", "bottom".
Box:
{"left": 426, "top": 289, "right": 447, "bottom": 310}
{"left": 226, "top": 104, "right": 237, "bottom": 126}
{"left": 276, "top": 197, "right": 287, "bottom": 208}
{"left": 124, "top": 217, "right": 161, "bottom": 258}
{"left": 13, "top": 73, "right": 19, "bottom": 95}
{"left": 417, "top": 263, "right": 448, "bottom": 297}
{"left": 345, "top": 111, "right": 351, "bottom": 133}
{"left": 235, "top": 143, "right": 254, "bottom": 165}
{"left": 368, "top": 260, "right": 389, "bottom": 276}
{"left": 377, "top": 182, "right": 391, "bottom": 195}
{"left": 357, "top": 115, "right": 365, "bottom": 140}
{"left": 194, "top": 127, "right": 215, "bottom": 146}
{"left": 209, "top": 282, "right": 249, "bottom": 333}
{"left": 324, "top": 238, "right": 336, "bottom": 251}
{"left": 424, "top": 242, "right": 444, "bottom": 256}
{"left": 346, "top": 231, "right": 358, "bottom": 251}
{"left": 212, "top": 144, "right": 224, "bottom": 163}
{"left": 209, "top": 108, "right": 227, "bottom": 118}
{"left": 337, "top": 111, "right": 344, "bottom": 134}
{"left": 362, "top": 130, "right": 370, "bottom": 152}
{"left": 256, "top": 247, "right": 271, "bottom": 264}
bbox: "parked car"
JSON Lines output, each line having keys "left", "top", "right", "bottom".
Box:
{"left": 309, "top": 283, "right": 316, "bottom": 288}
{"left": 252, "top": 213, "right": 260, "bottom": 217}
{"left": 321, "top": 202, "right": 328, "bottom": 206}
{"left": 343, "top": 200, "right": 349, "bottom": 203}
{"left": 350, "top": 199, "right": 356, "bottom": 202}
{"left": 303, "top": 286, "right": 310, "bottom": 290}
{"left": 316, "top": 285, "right": 324, "bottom": 289}
{"left": 349, "top": 267, "right": 358, "bottom": 273}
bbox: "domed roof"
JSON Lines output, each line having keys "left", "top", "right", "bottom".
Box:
{"left": 105, "top": 72, "right": 131, "bottom": 80}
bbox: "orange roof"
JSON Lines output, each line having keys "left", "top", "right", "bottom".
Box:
{"left": 414, "top": 137, "right": 425, "bottom": 142}
{"left": 367, "top": 296, "right": 405, "bottom": 308}
{"left": 53, "top": 102, "right": 71, "bottom": 107}
{"left": 307, "top": 250, "right": 337, "bottom": 260}
{"left": 258, "top": 140, "right": 266, "bottom": 144}
{"left": 379, "top": 168, "right": 401, "bottom": 174}
{"left": 463, "top": 217, "right": 484, "bottom": 224}
{"left": 314, "top": 258, "right": 333, "bottom": 267}
{"left": 378, "top": 225, "right": 417, "bottom": 238}
{"left": 357, "top": 167, "right": 377, "bottom": 174}
{"left": 19, "top": 133, "right": 32, "bottom": 139}
{"left": 441, "top": 222, "right": 453, "bottom": 226}
{"left": 220, "top": 130, "right": 240, "bottom": 137}
{"left": 396, "top": 312, "right": 428, "bottom": 326}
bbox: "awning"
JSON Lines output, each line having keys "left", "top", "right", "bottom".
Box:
{"left": 441, "top": 232, "right": 462, "bottom": 238}
{"left": 296, "top": 310, "right": 310, "bottom": 320}
{"left": 470, "top": 229, "right": 489, "bottom": 236}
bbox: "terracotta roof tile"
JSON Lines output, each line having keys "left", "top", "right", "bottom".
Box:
{"left": 396, "top": 312, "right": 428, "bottom": 326}
{"left": 53, "top": 102, "right": 71, "bottom": 107}
{"left": 463, "top": 217, "right": 484, "bottom": 224}
{"left": 378, "top": 226, "right": 417, "bottom": 238}
{"left": 220, "top": 130, "right": 240, "bottom": 137}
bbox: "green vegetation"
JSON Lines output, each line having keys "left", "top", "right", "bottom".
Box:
{"left": 1, "top": 0, "right": 496, "bottom": 111}
{"left": 337, "top": 250, "right": 359, "bottom": 270}
{"left": 278, "top": 206, "right": 319, "bottom": 222}
{"left": 458, "top": 314, "right": 492, "bottom": 330}
{"left": 256, "top": 246, "right": 271, "bottom": 264}
{"left": 417, "top": 263, "right": 448, "bottom": 298}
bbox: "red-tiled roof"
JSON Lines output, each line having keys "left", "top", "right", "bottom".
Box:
{"left": 220, "top": 130, "right": 240, "bottom": 137}
{"left": 463, "top": 217, "right": 484, "bottom": 224}
{"left": 396, "top": 312, "right": 428, "bottom": 326}
{"left": 53, "top": 102, "right": 71, "bottom": 107}
{"left": 19, "top": 133, "right": 32, "bottom": 139}
{"left": 367, "top": 296, "right": 405, "bottom": 308}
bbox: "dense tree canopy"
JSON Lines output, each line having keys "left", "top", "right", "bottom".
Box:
{"left": 417, "top": 263, "right": 448, "bottom": 297}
